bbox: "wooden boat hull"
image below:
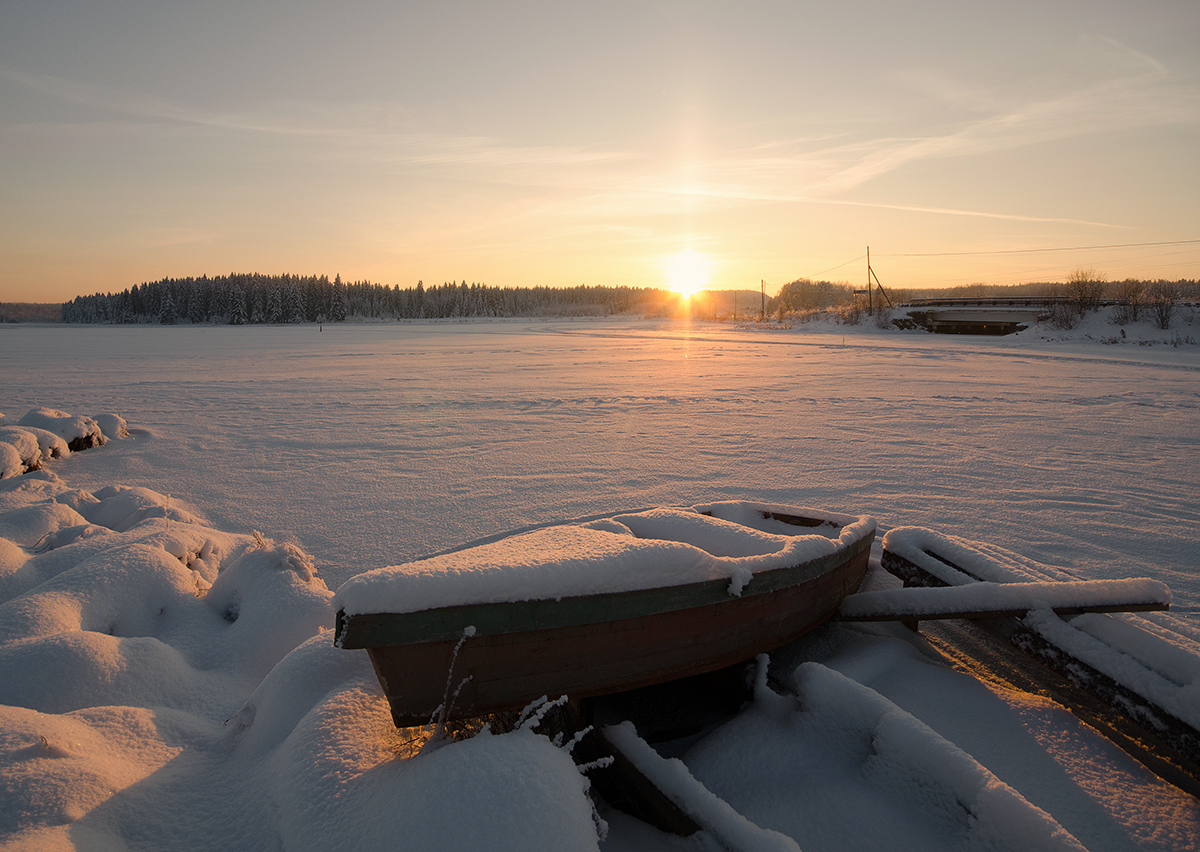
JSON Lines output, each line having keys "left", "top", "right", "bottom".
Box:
{"left": 338, "top": 511, "right": 874, "bottom": 728}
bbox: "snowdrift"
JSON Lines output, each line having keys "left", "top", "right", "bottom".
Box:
{"left": 0, "top": 418, "right": 603, "bottom": 851}
{"left": 0, "top": 408, "right": 118, "bottom": 478}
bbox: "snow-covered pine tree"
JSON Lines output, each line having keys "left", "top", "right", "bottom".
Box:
{"left": 229, "top": 286, "right": 248, "bottom": 325}
{"left": 159, "top": 289, "right": 177, "bottom": 324}
{"left": 330, "top": 283, "right": 349, "bottom": 322}
{"left": 267, "top": 288, "right": 283, "bottom": 323}
{"left": 285, "top": 283, "right": 305, "bottom": 323}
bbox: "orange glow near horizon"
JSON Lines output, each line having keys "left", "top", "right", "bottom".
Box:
{"left": 1, "top": 3, "right": 1198, "bottom": 306}
{"left": 665, "top": 249, "right": 711, "bottom": 299}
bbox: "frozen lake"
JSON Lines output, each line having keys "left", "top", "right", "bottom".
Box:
{"left": 4, "top": 318, "right": 1196, "bottom": 616}
{"left": 4, "top": 316, "right": 1200, "bottom": 851}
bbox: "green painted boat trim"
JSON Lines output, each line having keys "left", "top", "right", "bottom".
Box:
{"left": 336, "top": 531, "right": 874, "bottom": 649}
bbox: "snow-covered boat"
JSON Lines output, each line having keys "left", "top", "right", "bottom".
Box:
{"left": 334, "top": 503, "right": 876, "bottom": 727}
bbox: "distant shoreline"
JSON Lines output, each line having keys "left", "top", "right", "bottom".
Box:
{"left": 0, "top": 302, "right": 62, "bottom": 323}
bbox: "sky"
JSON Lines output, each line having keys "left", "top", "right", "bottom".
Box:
{"left": 1, "top": 0, "right": 1198, "bottom": 304}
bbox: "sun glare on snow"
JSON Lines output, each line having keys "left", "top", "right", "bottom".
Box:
{"left": 666, "top": 249, "right": 711, "bottom": 299}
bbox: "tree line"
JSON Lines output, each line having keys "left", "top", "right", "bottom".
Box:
{"left": 51, "top": 270, "right": 1200, "bottom": 327}
{"left": 59, "top": 274, "right": 682, "bottom": 324}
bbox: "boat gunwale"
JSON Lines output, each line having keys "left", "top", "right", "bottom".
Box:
{"left": 336, "top": 518, "right": 874, "bottom": 649}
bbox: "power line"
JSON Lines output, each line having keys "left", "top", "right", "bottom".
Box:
{"left": 792, "top": 239, "right": 1199, "bottom": 289}
{"left": 802, "top": 254, "right": 865, "bottom": 279}
{"left": 877, "top": 239, "right": 1200, "bottom": 258}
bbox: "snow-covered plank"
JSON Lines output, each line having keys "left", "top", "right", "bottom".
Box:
{"left": 879, "top": 528, "right": 1200, "bottom": 781}
{"left": 880, "top": 525, "right": 1078, "bottom": 587}
{"left": 839, "top": 578, "right": 1171, "bottom": 622}
{"left": 1012, "top": 610, "right": 1200, "bottom": 762}
{"left": 603, "top": 721, "right": 802, "bottom": 852}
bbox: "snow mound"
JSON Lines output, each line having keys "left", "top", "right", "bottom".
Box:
{"left": 0, "top": 426, "right": 50, "bottom": 476}
{"left": 0, "top": 476, "right": 333, "bottom": 719}
{"left": 17, "top": 408, "right": 105, "bottom": 452}
{"left": 248, "top": 667, "right": 602, "bottom": 852}
{"left": 0, "top": 408, "right": 128, "bottom": 479}
{"left": 0, "top": 462, "right": 606, "bottom": 851}
{"left": 0, "top": 442, "right": 23, "bottom": 480}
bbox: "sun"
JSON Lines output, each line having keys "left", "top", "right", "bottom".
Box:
{"left": 665, "top": 249, "right": 711, "bottom": 299}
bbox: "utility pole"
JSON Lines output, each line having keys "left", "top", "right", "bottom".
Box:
{"left": 867, "top": 246, "right": 873, "bottom": 313}
{"left": 863, "top": 246, "right": 894, "bottom": 309}
{"left": 760, "top": 280, "right": 765, "bottom": 319}
{"left": 873, "top": 266, "right": 892, "bottom": 306}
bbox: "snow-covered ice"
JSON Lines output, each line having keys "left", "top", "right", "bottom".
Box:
{"left": 1, "top": 313, "right": 1199, "bottom": 850}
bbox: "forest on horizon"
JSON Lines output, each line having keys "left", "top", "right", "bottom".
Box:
{"left": 3, "top": 272, "right": 1197, "bottom": 324}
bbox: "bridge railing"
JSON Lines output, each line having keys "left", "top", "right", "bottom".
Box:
{"left": 903, "top": 297, "right": 1125, "bottom": 308}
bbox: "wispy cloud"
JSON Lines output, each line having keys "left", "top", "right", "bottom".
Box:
{"left": 138, "top": 226, "right": 218, "bottom": 247}
{"left": 807, "top": 39, "right": 1199, "bottom": 194}
{"left": 4, "top": 41, "right": 1195, "bottom": 235}
{"left": 0, "top": 65, "right": 632, "bottom": 172}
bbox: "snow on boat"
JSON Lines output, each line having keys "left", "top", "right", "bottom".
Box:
{"left": 334, "top": 502, "right": 876, "bottom": 727}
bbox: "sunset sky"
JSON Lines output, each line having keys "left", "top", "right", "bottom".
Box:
{"left": 2, "top": 0, "right": 1198, "bottom": 303}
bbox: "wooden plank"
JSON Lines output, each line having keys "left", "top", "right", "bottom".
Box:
{"left": 922, "top": 616, "right": 1200, "bottom": 797}
{"left": 537, "top": 700, "right": 703, "bottom": 836}
{"left": 878, "top": 542, "right": 1200, "bottom": 794}
{"left": 841, "top": 600, "right": 1170, "bottom": 623}
{"left": 841, "top": 576, "right": 1170, "bottom": 623}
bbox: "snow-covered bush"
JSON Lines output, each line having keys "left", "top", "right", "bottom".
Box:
{"left": 1044, "top": 299, "right": 1082, "bottom": 330}
{"left": 0, "top": 408, "right": 126, "bottom": 479}
{"left": 0, "top": 443, "right": 24, "bottom": 480}
{"left": 1147, "top": 281, "right": 1180, "bottom": 330}
{"left": 1064, "top": 267, "right": 1106, "bottom": 314}
{"left": 18, "top": 408, "right": 105, "bottom": 452}
{"left": 831, "top": 302, "right": 864, "bottom": 325}
{"left": 0, "top": 427, "right": 43, "bottom": 475}
{"left": 93, "top": 413, "right": 129, "bottom": 440}
{"left": 1109, "top": 279, "right": 1146, "bottom": 325}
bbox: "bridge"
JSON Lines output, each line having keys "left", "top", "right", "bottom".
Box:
{"left": 898, "top": 298, "right": 1062, "bottom": 335}
{"left": 903, "top": 296, "right": 1121, "bottom": 309}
